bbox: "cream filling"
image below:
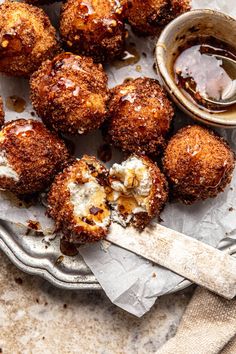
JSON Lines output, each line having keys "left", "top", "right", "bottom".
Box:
{"left": 110, "top": 157, "right": 152, "bottom": 198}
{"left": 111, "top": 205, "right": 133, "bottom": 227}
{"left": 0, "top": 151, "right": 19, "bottom": 181}
{"left": 109, "top": 156, "right": 152, "bottom": 225}
{"left": 68, "top": 180, "right": 110, "bottom": 228}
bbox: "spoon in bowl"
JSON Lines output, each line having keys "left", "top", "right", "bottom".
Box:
{"left": 190, "top": 55, "right": 236, "bottom": 108}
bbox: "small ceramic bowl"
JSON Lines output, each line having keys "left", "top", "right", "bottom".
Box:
{"left": 155, "top": 9, "right": 236, "bottom": 128}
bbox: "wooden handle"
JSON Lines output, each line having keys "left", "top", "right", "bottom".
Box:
{"left": 107, "top": 223, "right": 236, "bottom": 299}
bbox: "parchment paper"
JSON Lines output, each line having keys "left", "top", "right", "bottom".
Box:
{"left": 0, "top": 0, "right": 235, "bottom": 317}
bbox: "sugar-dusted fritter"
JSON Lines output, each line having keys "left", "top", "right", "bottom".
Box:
{"left": 0, "top": 97, "right": 4, "bottom": 127}
{"left": 30, "top": 53, "right": 109, "bottom": 135}
{"left": 60, "top": 0, "right": 127, "bottom": 62}
{"left": 163, "top": 125, "right": 235, "bottom": 204}
{"left": 47, "top": 155, "right": 111, "bottom": 243}
{"left": 0, "top": 119, "right": 70, "bottom": 195}
{"left": 106, "top": 78, "right": 174, "bottom": 156}
{"left": 0, "top": 2, "right": 59, "bottom": 77}
{"left": 123, "top": 0, "right": 190, "bottom": 36}
{"left": 108, "top": 154, "right": 168, "bottom": 229}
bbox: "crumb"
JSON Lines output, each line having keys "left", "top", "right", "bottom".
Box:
{"left": 63, "top": 304, "right": 67, "bottom": 309}
{"left": 229, "top": 207, "right": 234, "bottom": 211}
{"left": 27, "top": 220, "right": 40, "bottom": 231}
{"left": 14, "top": 277, "right": 23, "bottom": 285}
{"left": 6, "top": 96, "right": 26, "bottom": 113}
{"left": 55, "top": 255, "right": 64, "bottom": 265}
{"left": 123, "top": 77, "right": 134, "bottom": 83}
{"left": 152, "top": 272, "right": 157, "bottom": 278}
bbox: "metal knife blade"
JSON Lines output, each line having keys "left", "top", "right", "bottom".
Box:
{"left": 106, "top": 223, "right": 236, "bottom": 299}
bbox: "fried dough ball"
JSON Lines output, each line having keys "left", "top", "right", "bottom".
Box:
{"left": 108, "top": 154, "right": 168, "bottom": 229}
{"left": 30, "top": 53, "right": 109, "bottom": 135}
{"left": 0, "top": 97, "right": 4, "bottom": 127}
{"left": 163, "top": 125, "right": 235, "bottom": 204}
{"left": 123, "top": 0, "right": 190, "bottom": 36}
{"left": 0, "top": 2, "right": 59, "bottom": 77}
{"left": 60, "top": 0, "right": 126, "bottom": 62}
{"left": 106, "top": 78, "right": 174, "bottom": 156}
{"left": 47, "top": 155, "right": 111, "bottom": 243}
{"left": 0, "top": 119, "right": 70, "bottom": 195}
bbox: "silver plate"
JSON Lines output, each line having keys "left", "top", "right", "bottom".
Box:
{"left": 0, "top": 220, "right": 236, "bottom": 293}
{"left": 0, "top": 221, "right": 100, "bottom": 290}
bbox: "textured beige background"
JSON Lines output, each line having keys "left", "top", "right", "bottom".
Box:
{"left": 0, "top": 251, "right": 193, "bottom": 354}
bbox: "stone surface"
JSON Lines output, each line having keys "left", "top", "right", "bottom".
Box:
{"left": 0, "top": 251, "right": 193, "bottom": 354}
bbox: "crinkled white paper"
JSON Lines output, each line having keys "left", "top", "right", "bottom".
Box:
{"left": 0, "top": 0, "right": 235, "bottom": 317}
{"left": 192, "top": 0, "right": 236, "bottom": 18}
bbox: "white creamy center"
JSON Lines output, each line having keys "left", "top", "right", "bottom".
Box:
{"left": 109, "top": 157, "right": 152, "bottom": 225}
{"left": 110, "top": 156, "right": 152, "bottom": 203}
{"left": 0, "top": 151, "right": 19, "bottom": 181}
{"left": 68, "top": 179, "right": 110, "bottom": 228}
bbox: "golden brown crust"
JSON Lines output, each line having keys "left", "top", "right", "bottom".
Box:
{"left": 0, "top": 119, "right": 70, "bottom": 195}
{"left": 60, "top": 0, "right": 127, "bottom": 62}
{"left": 123, "top": 0, "right": 190, "bottom": 36}
{"left": 47, "top": 156, "right": 110, "bottom": 243}
{"left": 30, "top": 52, "right": 109, "bottom": 135}
{"left": 106, "top": 78, "right": 174, "bottom": 156}
{"left": 0, "top": 1, "right": 59, "bottom": 77}
{"left": 0, "top": 97, "right": 4, "bottom": 128}
{"left": 163, "top": 125, "right": 235, "bottom": 204}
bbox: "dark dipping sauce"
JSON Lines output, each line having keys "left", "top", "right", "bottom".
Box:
{"left": 173, "top": 37, "right": 236, "bottom": 112}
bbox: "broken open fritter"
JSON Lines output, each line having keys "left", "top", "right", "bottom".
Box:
{"left": 48, "top": 153, "right": 168, "bottom": 243}
{"left": 47, "top": 156, "right": 111, "bottom": 243}
{"left": 108, "top": 154, "right": 168, "bottom": 230}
